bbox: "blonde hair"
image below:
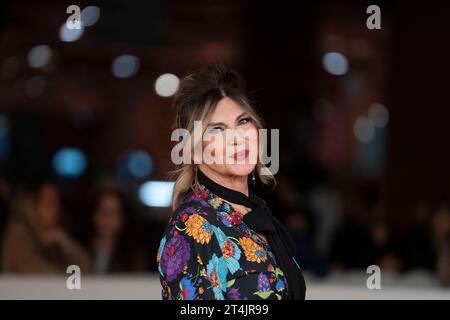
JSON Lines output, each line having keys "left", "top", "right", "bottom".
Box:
{"left": 169, "top": 63, "right": 276, "bottom": 210}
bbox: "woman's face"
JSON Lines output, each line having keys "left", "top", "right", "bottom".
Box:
{"left": 36, "top": 183, "right": 60, "bottom": 229}
{"left": 431, "top": 208, "right": 450, "bottom": 237}
{"left": 93, "top": 194, "right": 124, "bottom": 239}
{"left": 199, "top": 97, "right": 258, "bottom": 178}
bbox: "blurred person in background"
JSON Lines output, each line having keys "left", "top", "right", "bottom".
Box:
{"left": 437, "top": 233, "right": 450, "bottom": 286}
{"left": 283, "top": 204, "right": 329, "bottom": 277}
{"left": 400, "top": 202, "right": 450, "bottom": 281}
{"left": 84, "top": 185, "right": 147, "bottom": 274}
{"left": 430, "top": 205, "right": 450, "bottom": 260}
{"left": 430, "top": 204, "right": 450, "bottom": 285}
{"left": 1, "top": 180, "right": 91, "bottom": 273}
{"left": 396, "top": 203, "right": 436, "bottom": 272}
{"left": 330, "top": 179, "right": 402, "bottom": 273}
{"left": 0, "top": 178, "right": 11, "bottom": 272}
{"left": 268, "top": 174, "right": 329, "bottom": 276}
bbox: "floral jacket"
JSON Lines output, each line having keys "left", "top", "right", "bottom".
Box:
{"left": 157, "top": 180, "right": 290, "bottom": 300}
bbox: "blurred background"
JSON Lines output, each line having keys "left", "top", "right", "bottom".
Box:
{"left": 1, "top": 0, "right": 450, "bottom": 299}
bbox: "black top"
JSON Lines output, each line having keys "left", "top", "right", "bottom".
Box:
{"left": 196, "top": 169, "right": 306, "bottom": 300}
{"left": 156, "top": 169, "right": 306, "bottom": 300}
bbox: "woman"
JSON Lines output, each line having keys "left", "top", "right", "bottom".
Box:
{"left": 157, "top": 63, "right": 306, "bottom": 300}
{"left": 2, "top": 180, "right": 91, "bottom": 273}
{"left": 86, "top": 185, "right": 147, "bottom": 274}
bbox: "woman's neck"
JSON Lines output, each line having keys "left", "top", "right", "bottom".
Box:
{"left": 198, "top": 165, "right": 249, "bottom": 196}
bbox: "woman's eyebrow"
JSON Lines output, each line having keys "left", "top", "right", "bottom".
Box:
{"left": 236, "top": 112, "right": 248, "bottom": 121}
{"left": 206, "top": 121, "right": 225, "bottom": 128}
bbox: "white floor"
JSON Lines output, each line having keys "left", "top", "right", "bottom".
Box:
{"left": 1, "top": 271, "right": 449, "bottom": 300}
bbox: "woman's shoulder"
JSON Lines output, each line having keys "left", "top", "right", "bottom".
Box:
{"left": 157, "top": 191, "right": 221, "bottom": 273}
{"left": 158, "top": 191, "right": 218, "bottom": 247}
{"left": 170, "top": 190, "right": 219, "bottom": 225}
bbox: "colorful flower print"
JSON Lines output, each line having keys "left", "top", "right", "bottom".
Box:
{"left": 217, "top": 211, "right": 233, "bottom": 227}
{"left": 229, "top": 211, "right": 243, "bottom": 224}
{"left": 212, "top": 225, "right": 241, "bottom": 274}
{"left": 206, "top": 253, "right": 228, "bottom": 300}
{"left": 180, "top": 277, "right": 196, "bottom": 300}
{"left": 160, "top": 234, "right": 191, "bottom": 282}
{"left": 226, "top": 287, "right": 242, "bottom": 300}
{"left": 239, "top": 237, "right": 268, "bottom": 263}
{"left": 157, "top": 236, "right": 166, "bottom": 276}
{"left": 257, "top": 273, "right": 271, "bottom": 291}
{"left": 158, "top": 180, "right": 295, "bottom": 300}
{"left": 253, "top": 272, "right": 274, "bottom": 299}
{"left": 275, "top": 279, "right": 285, "bottom": 292}
{"left": 185, "top": 214, "right": 214, "bottom": 244}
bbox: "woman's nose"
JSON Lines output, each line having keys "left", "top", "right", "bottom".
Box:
{"left": 230, "top": 128, "right": 245, "bottom": 145}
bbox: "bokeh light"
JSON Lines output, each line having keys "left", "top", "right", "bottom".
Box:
{"left": 322, "top": 52, "right": 349, "bottom": 76}
{"left": 139, "top": 181, "right": 175, "bottom": 207}
{"left": 81, "top": 6, "right": 101, "bottom": 27}
{"left": 128, "top": 150, "right": 154, "bottom": 179}
{"left": 353, "top": 116, "right": 375, "bottom": 143}
{"left": 368, "top": 103, "right": 389, "bottom": 128}
{"left": 27, "top": 45, "right": 52, "bottom": 68}
{"left": 154, "top": 73, "right": 180, "bottom": 97}
{"left": 59, "top": 23, "right": 85, "bottom": 42}
{"left": 52, "top": 147, "right": 87, "bottom": 178}
{"left": 111, "top": 54, "right": 140, "bottom": 78}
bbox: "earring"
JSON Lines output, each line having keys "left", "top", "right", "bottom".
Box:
{"left": 252, "top": 169, "right": 256, "bottom": 187}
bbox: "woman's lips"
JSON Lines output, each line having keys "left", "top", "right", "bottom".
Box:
{"left": 232, "top": 149, "right": 250, "bottom": 161}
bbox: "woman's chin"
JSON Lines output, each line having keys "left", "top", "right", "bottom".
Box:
{"left": 227, "top": 163, "right": 255, "bottom": 177}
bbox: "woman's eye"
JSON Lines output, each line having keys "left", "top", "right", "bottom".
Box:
{"left": 238, "top": 117, "right": 251, "bottom": 125}
{"left": 209, "top": 126, "right": 223, "bottom": 133}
